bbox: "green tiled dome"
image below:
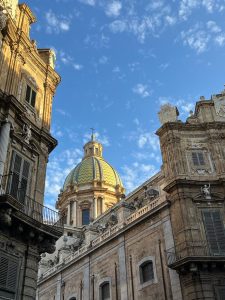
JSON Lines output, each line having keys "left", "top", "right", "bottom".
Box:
{"left": 63, "top": 156, "right": 123, "bottom": 190}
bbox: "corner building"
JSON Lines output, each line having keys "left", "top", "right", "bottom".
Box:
{"left": 38, "top": 91, "right": 225, "bottom": 300}
{"left": 0, "top": 1, "right": 62, "bottom": 299}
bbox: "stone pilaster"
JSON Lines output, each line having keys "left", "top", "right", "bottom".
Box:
{"left": 0, "top": 119, "right": 11, "bottom": 184}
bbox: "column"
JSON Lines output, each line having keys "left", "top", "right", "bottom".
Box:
{"left": 162, "top": 217, "right": 183, "bottom": 300}
{"left": 66, "top": 204, "right": 70, "bottom": 225}
{"left": 118, "top": 236, "right": 128, "bottom": 300}
{"left": 56, "top": 274, "right": 62, "bottom": 300}
{"left": 83, "top": 263, "right": 90, "bottom": 300}
{"left": 0, "top": 119, "right": 11, "bottom": 185}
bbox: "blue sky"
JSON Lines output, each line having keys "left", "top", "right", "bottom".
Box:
{"left": 25, "top": 0, "right": 225, "bottom": 208}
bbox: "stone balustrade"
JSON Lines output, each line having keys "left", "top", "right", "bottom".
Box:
{"left": 40, "top": 196, "right": 166, "bottom": 280}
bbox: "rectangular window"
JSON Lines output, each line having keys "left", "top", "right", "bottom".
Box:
{"left": 97, "top": 198, "right": 103, "bottom": 216}
{"left": 25, "top": 84, "right": 36, "bottom": 108}
{"left": 202, "top": 210, "right": 225, "bottom": 255}
{"left": 7, "top": 151, "right": 30, "bottom": 203}
{"left": 215, "top": 287, "right": 225, "bottom": 300}
{"left": 192, "top": 152, "right": 205, "bottom": 166}
{"left": 0, "top": 251, "right": 20, "bottom": 299}
{"left": 82, "top": 209, "right": 90, "bottom": 225}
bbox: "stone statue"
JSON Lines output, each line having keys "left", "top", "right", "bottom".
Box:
{"left": 22, "top": 124, "right": 32, "bottom": 143}
{"left": 158, "top": 104, "right": 179, "bottom": 125}
{"left": 201, "top": 184, "right": 211, "bottom": 199}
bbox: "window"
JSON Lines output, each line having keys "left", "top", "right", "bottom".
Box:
{"left": 100, "top": 282, "right": 110, "bottom": 300}
{"left": 215, "top": 287, "right": 225, "bottom": 300}
{"left": 82, "top": 209, "right": 90, "bottom": 225}
{"left": 0, "top": 252, "right": 20, "bottom": 299}
{"left": 97, "top": 198, "right": 103, "bottom": 216}
{"left": 139, "top": 261, "right": 154, "bottom": 284}
{"left": 202, "top": 210, "right": 225, "bottom": 255}
{"left": 7, "top": 151, "right": 30, "bottom": 203}
{"left": 25, "top": 84, "right": 36, "bottom": 107}
{"left": 192, "top": 152, "right": 205, "bottom": 166}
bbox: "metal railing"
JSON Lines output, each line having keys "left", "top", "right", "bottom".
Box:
{"left": 0, "top": 173, "right": 63, "bottom": 231}
{"left": 166, "top": 240, "right": 225, "bottom": 266}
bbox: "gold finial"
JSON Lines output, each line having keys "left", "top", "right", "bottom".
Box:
{"left": 90, "top": 128, "right": 95, "bottom": 141}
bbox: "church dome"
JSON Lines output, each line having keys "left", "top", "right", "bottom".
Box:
{"left": 63, "top": 156, "right": 123, "bottom": 190}
{"left": 63, "top": 134, "right": 124, "bottom": 191}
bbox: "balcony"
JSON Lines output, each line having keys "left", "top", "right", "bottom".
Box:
{"left": 166, "top": 240, "right": 225, "bottom": 270}
{"left": 0, "top": 173, "right": 63, "bottom": 236}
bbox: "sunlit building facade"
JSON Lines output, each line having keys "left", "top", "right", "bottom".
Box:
{"left": 0, "top": 1, "right": 62, "bottom": 299}
{"left": 38, "top": 93, "right": 225, "bottom": 300}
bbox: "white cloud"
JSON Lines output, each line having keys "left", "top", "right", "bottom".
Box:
{"left": 112, "top": 66, "right": 120, "bottom": 73}
{"left": 181, "top": 24, "right": 210, "bottom": 53}
{"left": 45, "top": 148, "right": 82, "bottom": 206}
{"left": 179, "top": 0, "right": 218, "bottom": 20}
{"left": 181, "top": 22, "right": 225, "bottom": 54}
{"left": 121, "top": 162, "right": 158, "bottom": 193}
{"left": 58, "top": 51, "right": 83, "bottom": 71}
{"left": 45, "top": 10, "right": 71, "bottom": 34}
{"left": 105, "top": 1, "right": 122, "bottom": 17}
{"left": 79, "top": 0, "right": 96, "bottom": 6}
{"left": 214, "top": 34, "right": 225, "bottom": 46}
{"left": 99, "top": 55, "right": 109, "bottom": 64}
{"left": 133, "top": 83, "right": 152, "bottom": 98}
{"left": 73, "top": 63, "right": 83, "bottom": 70}
{"left": 207, "top": 20, "right": 221, "bottom": 33}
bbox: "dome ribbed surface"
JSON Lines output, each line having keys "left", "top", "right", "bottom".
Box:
{"left": 63, "top": 156, "right": 123, "bottom": 190}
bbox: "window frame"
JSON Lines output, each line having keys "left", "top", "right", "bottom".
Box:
{"left": 25, "top": 83, "right": 37, "bottom": 108}
{"left": 0, "top": 250, "right": 21, "bottom": 299}
{"left": 82, "top": 208, "right": 90, "bottom": 225}
{"left": 202, "top": 209, "right": 225, "bottom": 256}
{"left": 137, "top": 256, "right": 157, "bottom": 290}
{"left": 98, "top": 277, "right": 112, "bottom": 300}
{"left": 7, "top": 151, "right": 31, "bottom": 203}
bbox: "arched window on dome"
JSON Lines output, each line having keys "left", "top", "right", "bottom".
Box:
{"left": 82, "top": 209, "right": 90, "bottom": 225}
{"left": 97, "top": 197, "right": 103, "bottom": 216}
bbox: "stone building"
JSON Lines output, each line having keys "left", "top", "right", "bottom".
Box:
{"left": 0, "top": 1, "right": 62, "bottom": 299}
{"left": 37, "top": 92, "right": 225, "bottom": 300}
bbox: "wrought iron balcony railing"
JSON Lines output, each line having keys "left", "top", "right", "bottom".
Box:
{"left": 0, "top": 173, "right": 63, "bottom": 232}
{"left": 166, "top": 240, "right": 225, "bottom": 267}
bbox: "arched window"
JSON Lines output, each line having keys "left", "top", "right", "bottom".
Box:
{"left": 139, "top": 260, "right": 154, "bottom": 283}
{"left": 69, "top": 298, "right": 76, "bottom": 300}
{"left": 100, "top": 282, "right": 110, "bottom": 300}
{"left": 97, "top": 197, "right": 103, "bottom": 216}
{"left": 82, "top": 209, "right": 90, "bottom": 225}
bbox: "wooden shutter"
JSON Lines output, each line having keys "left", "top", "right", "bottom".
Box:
{"left": 19, "top": 160, "right": 30, "bottom": 203}
{"left": 216, "top": 287, "right": 225, "bottom": 300}
{"left": 9, "top": 153, "right": 22, "bottom": 199}
{"left": 0, "top": 253, "right": 19, "bottom": 293}
{"left": 8, "top": 152, "right": 30, "bottom": 203}
{"left": 202, "top": 210, "right": 225, "bottom": 255}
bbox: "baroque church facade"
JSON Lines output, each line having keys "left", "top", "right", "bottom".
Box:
{"left": 37, "top": 94, "right": 225, "bottom": 300}
{"left": 0, "top": 1, "right": 62, "bottom": 299}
